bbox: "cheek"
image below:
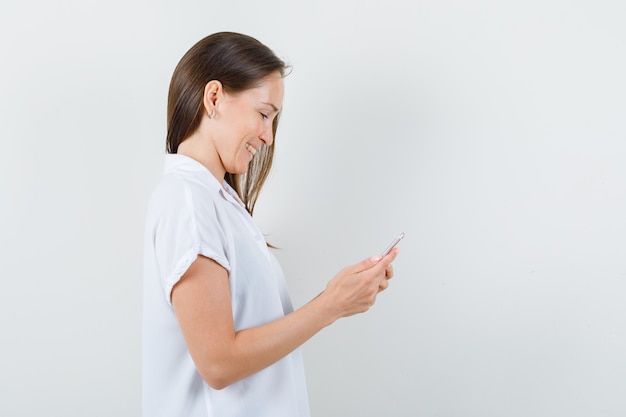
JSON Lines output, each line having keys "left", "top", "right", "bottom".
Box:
{"left": 246, "top": 116, "right": 262, "bottom": 132}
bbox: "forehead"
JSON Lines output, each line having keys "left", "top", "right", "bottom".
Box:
{"left": 243, "top": 72, "right": 284, "bottom": 107}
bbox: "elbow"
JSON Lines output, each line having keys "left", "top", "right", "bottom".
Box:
{"left": 205, "top": 378, "right": 229, "bottom": 391}
{"left": 198, "top": 363, "right": 239, "bottom": 390}
{"left": 205, "top": 377, "right": 230, "bottom": 391}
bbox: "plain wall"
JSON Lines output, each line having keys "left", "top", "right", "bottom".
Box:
{"left": 1, "top": 0, "right": 625, "bottom": 416}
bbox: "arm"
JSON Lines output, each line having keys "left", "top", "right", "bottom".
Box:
{"left": 171, "top": 248, "right": 399, "bottom": 390}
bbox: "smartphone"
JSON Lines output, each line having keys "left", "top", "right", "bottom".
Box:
{"left": 380, "top": 232, "right": 405, "bottom": 257}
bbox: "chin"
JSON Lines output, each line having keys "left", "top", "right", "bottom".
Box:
{"left": 228, "top": 165, "right": 249, "bottom": 176}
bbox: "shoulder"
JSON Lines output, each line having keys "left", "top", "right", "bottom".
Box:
{"left": 148, "top": 173, "right": 192, "bottom": 213}
{"left": 148, "top": 171, "right": 228, "bottom": 226}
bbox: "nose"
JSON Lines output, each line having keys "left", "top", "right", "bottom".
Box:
{"left": 259, "top": 123, "right": 274, "bottom": 146}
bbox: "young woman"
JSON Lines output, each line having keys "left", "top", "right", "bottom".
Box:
{"left": 143, "top": 31, "right": 400, "bottom": 417}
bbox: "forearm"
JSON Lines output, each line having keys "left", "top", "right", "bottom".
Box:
{"left": 201, "top": 293, "right": 336, "bottom": 389}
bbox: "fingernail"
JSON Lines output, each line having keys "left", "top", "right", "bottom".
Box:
{"left": 370, "top": 255, "right": 382, "bottom": 263}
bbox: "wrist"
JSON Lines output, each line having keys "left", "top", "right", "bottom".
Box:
{"left": 309, "top": 290, "right": 339, "bottom": 327}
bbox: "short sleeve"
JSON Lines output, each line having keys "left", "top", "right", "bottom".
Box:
{"left": 149, "top": 175, "right": 230, "bottom": 306}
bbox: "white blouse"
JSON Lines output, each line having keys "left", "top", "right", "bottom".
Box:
{"left": 142, "top": 154, "right": 310, "bottom": 417}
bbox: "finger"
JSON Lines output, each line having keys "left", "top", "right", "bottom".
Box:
{"left": 385, "top": 264, "right": 394, "bottom": 279}
{"left": 346, "top": 255, "right": 383, "bottom": 275}
{"left": 383, "top": 246, "right": 400, "bottom": 260}
{"left": 370, "top": 247, "right": 400, "bottom": 274}
{"left": 378, "top": 279, "right": 389, "bottom": 292}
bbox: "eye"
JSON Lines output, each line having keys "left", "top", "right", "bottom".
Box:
{"left": 260, "top": 112, "right": 269, "bottom": 120}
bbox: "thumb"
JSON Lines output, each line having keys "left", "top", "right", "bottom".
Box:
{"left": 349, "top": 255, "right": 383, "bottom": 274}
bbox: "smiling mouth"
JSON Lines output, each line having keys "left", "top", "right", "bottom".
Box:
{"left": 245, "top": 143, "right": 257, "bottom": 156}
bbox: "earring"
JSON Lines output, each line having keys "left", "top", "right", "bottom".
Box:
{"left": 208, "top": 109, "right": 215, "bottom": 119}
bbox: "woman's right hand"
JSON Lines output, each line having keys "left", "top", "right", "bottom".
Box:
{"left": 320, "top": 247, "right": 400, "bottom": 321}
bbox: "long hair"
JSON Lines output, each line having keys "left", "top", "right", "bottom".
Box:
{"left": 166, "top": 32, "right": 287, "bottom": 216}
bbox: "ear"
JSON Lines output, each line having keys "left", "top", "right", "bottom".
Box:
{"left": 203, "top": 80, "right": 223, "bottom": 117}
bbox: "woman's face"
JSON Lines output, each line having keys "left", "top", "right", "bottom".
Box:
{"left": 213, "top": 71, "right": 284, "bottom": 175}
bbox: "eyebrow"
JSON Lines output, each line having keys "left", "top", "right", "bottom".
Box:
{"left": 262, "top": 102, "right": 281, "bottom": 113}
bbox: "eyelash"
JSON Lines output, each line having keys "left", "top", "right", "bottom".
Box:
{"left": 260, "top": 113, "right": 269, "bottom": 119}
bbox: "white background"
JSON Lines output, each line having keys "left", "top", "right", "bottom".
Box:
{"left": 1, "top": 1, "right": 625, "bottom": 416}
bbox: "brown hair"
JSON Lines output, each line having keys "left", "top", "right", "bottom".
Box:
{"left": 166, "top": 32, "right": 287, "bottom": 216}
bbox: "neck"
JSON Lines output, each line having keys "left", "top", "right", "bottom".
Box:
{"left": 177, "top": 133, "right": 225, "bottom": 182}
